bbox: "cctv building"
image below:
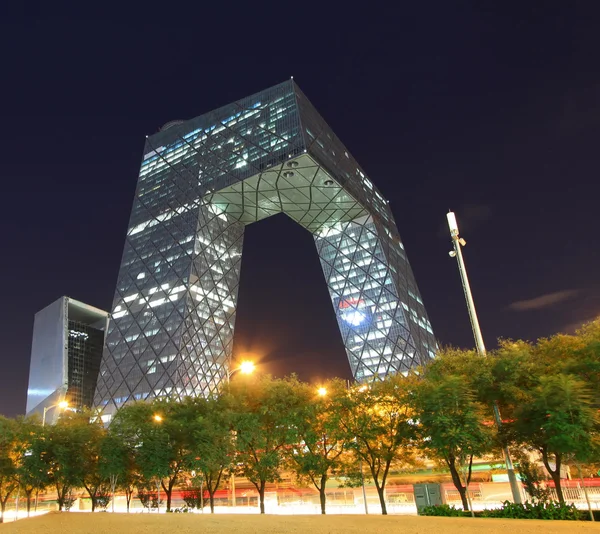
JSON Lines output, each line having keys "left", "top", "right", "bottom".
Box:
{"left": 94, "top": 80, "right": 436, "bottom": 421}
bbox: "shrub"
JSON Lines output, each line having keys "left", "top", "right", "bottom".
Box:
{"left": 420, "top": 501, "right": 584, "bottom": 520}
{"left": 480, "top": 500, "right": 583, "bottom": 520}
{"left": 95, "top": 494, "right": 111, "bottom": 511}
{"left": 182, "top": 488, "right": 206, "bottom": 510}
{"left": 173, "top": 507, "right": 189, "bottom": 513}
{"left": 516, "top": 457, "right": 552, "bottom": 503}
{"left": 62, "top": 494, "right": 76, "bottom": 511}
{"left": 420, "top": 504, "right": 465, "bottom": 516}
{"left": 136, "top": 489, "right": 163, "bottom": 510}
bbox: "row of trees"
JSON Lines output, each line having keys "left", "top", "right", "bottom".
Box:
{"left": 0, "top": 319, "right": 598, "bottom": 520}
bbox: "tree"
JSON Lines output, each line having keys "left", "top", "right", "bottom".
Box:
{"left": 285, "top": 379, "right": 348, "bottom": 514}
{"left": 0, "top": 417, "right": 18, "bottom": 523}
{"left": 184, "top": 396, "right": 233, "bottom": 513}
{"left": 136, "top": 483, "right": 162, "bottom": 511}
{"left": 417, "top": 343, "right": 536, "bottom": 502}
{"left": 514, "top": 452, "right": 552, "bottom": 502}
{"left": 98, "top": 431, "right": 137, "bottom": 512}
{"left": 506, "top": 373, "right": 599, "bottom": 504}
{"left": 336, "top": 375, "right": 417, "bottom": 515}
{"left": 548, "top": 319, "right": 600, "bottom": 406}
{"left": 111, "top": 400, "right": 197, "bottom": 512}
{"left": 182, "top": 479, "right": 208, "bottom": 511}
{"left": 43, "top": 411, "right": 92, "bottom": 511}
{"left": 14, "top": 417, "right": 49, "bottom": 516}
{"left": 412, "top": 373, "right": 495, "bottom": 511}
{"left": 72, "top": 414, "right": 111, "bottom": 512}
{"left": 226, "top": 375, "right": 304, "bottom": 514}
{"left": 492, "top": 328, "right": 600, "bottom": 505}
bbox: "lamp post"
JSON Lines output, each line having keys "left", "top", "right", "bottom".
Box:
{"left": 446, "top": 211, "right": 522, "bottom": 504}
{"left": 226, "top": 360, "right": 255, "bottom": 510}
{"left": 42, "top": 400, "right": 69, "bottom": 427}
{"left": 152, "top": 413, "right": 163, "bottom": 513}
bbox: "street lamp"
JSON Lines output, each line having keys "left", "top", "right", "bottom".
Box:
{"left": 226, "top": 360, "right": 255, "bottom": 383}
{"left": 151, "top": 413, "right": 164, "bottom": 513}
{"left": 317, "top": 387, "right": 327, "bottom": 397}
{"left": 226, "top": 360, "right": 254, "bottom": 509}
{"left": 42, "top": 400, "right": 68, "bottom": 427}
{"left": 446, "top": 210, "right": 523, "bottom": 504}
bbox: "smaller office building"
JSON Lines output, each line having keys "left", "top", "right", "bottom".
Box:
{"left": 26, "top": 296, "right": 109, "bottom": 424}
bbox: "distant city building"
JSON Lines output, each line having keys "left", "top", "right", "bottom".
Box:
{"left": 94, "top": 80, "right": 436, "bottom": 421}
{"left": 26, "top": 297, "right": 109, "bottom": 423}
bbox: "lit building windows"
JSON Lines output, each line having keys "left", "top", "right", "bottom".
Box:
{"left": 94, "top": 79, "right": 435, "bottom": 418}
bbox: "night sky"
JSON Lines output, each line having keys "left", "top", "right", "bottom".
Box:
{"left": 2, "top": 3, "right": 599, "bottom": 417}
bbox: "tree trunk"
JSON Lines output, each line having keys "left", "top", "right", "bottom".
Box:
{"left": 542, "top": 449, "right": 565, "bottom": 504}
{"left": 208, "top": 487, "right": 215, "bottom": 513}
{"left": 126, "top": 488, "right": 132, "bottom": 512}
{"left": 205, "top": 470, "right": 223, "bottom": 514}
{"left": 25, "top": 490, "right": 32, "bottom": 517}
{"left": 162, "top": 478, "right": 176, "bottom": 512}
{"left": 319, "top": 474, "right": 327, "bottom": 515}
{"left": 259, "top": 480, "right": 266, "bottom": 514}
{"left": 1, "top": 486, "right": 17, "bottom": 523}
{"left": 368, "top": 461, "right": 391, "bottom": 515}
{"left": 110, "top": 475, "right": 117, "bottom": 513}
{"left": 85, "top": 485, "right": 97, "bottom": 512}
{"left": 461, "top": 456, "right": 475, "bottom": 518}
{"left": 375, "top": 485, "right": 387, "bottom": 515}
{"left": 447, "top": 457, "right": 469, "bottom": 511}
{"left": 549, "top": 469, "right": 564, "bottom": 504}
{"left": 541, "top": 450, "right": 564, "bottom": 505}
{"left": 56, "top": 485, "right": 64, "bottom": 511}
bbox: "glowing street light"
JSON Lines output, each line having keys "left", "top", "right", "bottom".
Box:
{"left": 239, "top": 360, "right": 255, "bottom": 375}
{"left": 317, "top": 387, "right": 328, "bottom": 397}
{"left": 42, "top": 400, "right": 68, "bottom": 427}
{"left": 227, "top": 360, "right": 255, "bottom": 383}
{"left": 226, "top": 359, "right": 255, "bottom": 508}
{"left": 150, "top": 413, "right": 164, "bottom": 512}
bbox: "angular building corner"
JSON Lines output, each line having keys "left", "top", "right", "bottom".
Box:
{"left": 26, "top": 296, "right": 109, "bottom": 424}
{"left": 94, "top": 79, "right": 436, "bottom": 421}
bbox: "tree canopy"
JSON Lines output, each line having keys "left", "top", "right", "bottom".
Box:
{"left": 1, "top": 317, "right": 598, "bottom": 515}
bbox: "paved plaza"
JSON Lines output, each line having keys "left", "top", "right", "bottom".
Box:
{"left": 0, "top": 512, "right": 597, "bottom": 533}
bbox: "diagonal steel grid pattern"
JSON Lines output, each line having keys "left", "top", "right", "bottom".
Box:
{"left": 94, "top": 80, "right": 437, "bottom": 418}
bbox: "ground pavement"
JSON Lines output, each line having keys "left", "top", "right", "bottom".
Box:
{"left": 1, "top": 512, "right": 599, "bottom": 533}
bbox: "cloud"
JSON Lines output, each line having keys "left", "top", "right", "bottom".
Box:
{"left": 560, "top": 320, "right": 587, "bottom": 335}
{"left": 509, "top": 290, "right": 579, "bottom": 311}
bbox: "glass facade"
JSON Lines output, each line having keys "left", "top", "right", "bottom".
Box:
{"left": 94, "top": 80, "right": 437, "bottom": 418}
{"left": 67, "top": 320, "right": 105, "bottom": 409}
{"left": 26, "top": 298, "right": 68, "bottom": 418}
{"left": 27, "top": 297, "right": 109, "bottom": 423}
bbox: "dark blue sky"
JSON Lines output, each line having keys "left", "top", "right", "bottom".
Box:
{"left": 1, "top": 3, "right": 599, "bottom": 417}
